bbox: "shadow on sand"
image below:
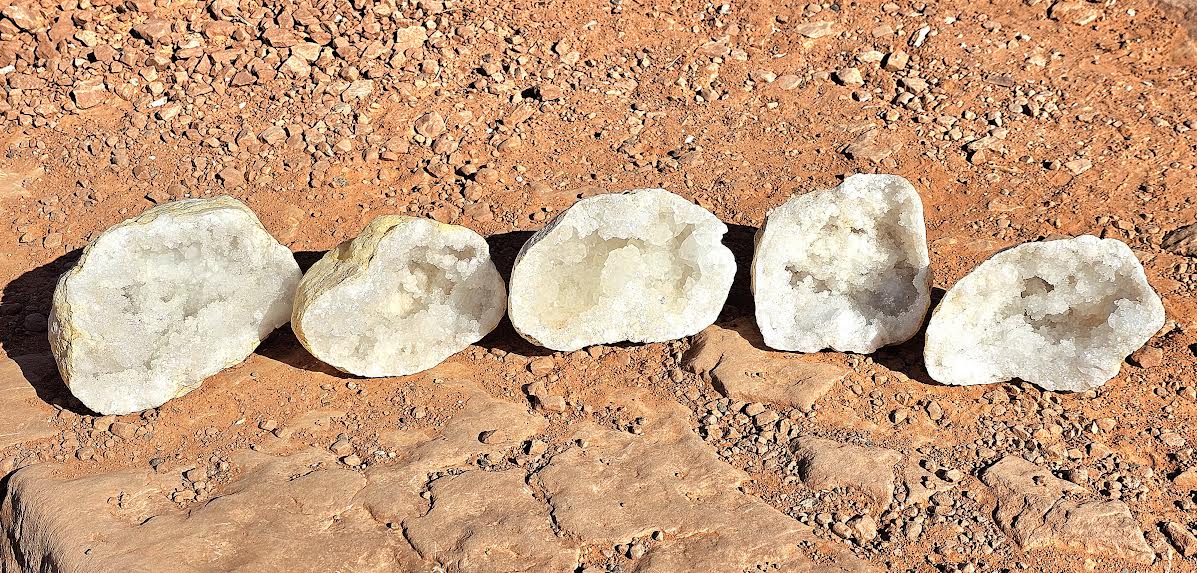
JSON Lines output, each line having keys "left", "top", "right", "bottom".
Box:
{"left": 1, "top": 248, "right": 94, "bottom": 415}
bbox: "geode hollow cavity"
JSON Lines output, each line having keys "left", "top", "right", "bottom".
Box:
{"left": 752, "top": 174, "right": 932, "bottom": 353}
{"left": 292, "top": 216, "right": 506, "bottom": 377}
{"left": 924, "top": 235, "right": 1164, "bottom": 391}
{"left": 508, "top": 188, "right": 735, "bottom": 351}
{"left": 49, "top": 197, "right": 301, "bottom": 415}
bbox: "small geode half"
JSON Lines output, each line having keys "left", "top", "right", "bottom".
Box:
{"left": 292, "top": 216, "right": 506, "bottom": 377}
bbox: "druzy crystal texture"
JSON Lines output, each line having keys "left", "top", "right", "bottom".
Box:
{"left": 924, "top": 235, "right": 1164, "bottom": 391}
{"left": 49, "top": 197, "right": 300, "bottom": 415}
{"left": 753, "top": 174, "right": 932, "bottom": 353}
{"left": 508, "top": 189, "right": 735, "bottom": 351}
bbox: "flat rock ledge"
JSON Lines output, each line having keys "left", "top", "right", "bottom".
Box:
{"left": 684, "top": 318, "right": 847, "bottom": 412}
{"left": 1, "top": 384, "right": 873, "bottom": 573}
{"left": 792, "top": 436, "right": 903, "bottom": 509}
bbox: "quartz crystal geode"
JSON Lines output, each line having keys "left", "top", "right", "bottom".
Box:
{"left": 49, "top": 197, "right": 301, "bottom": 415}
{"left": 924, "top": 235, "right": 1164, "bottom": 391}
{"left": 292, "top": 216, "right": 506, "bottom": 377}
{"left": 752, "top": 174, "right": 932, "bottom": 353}
{"left": 508, "top": 188, "right": 736, "bottom": 351}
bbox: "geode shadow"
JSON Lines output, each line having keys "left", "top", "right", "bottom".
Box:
{"left": 475, "top": 230, "right": 553, "bottom": 357}
{"left": 255, "top": 250, "right": 362, "bottom": 378}
{"left": 718, "top": 224, "right": 758, "bottom": 324}
{"left": 870, "top": 285, "right": 944, "bottom": 386}
{"left": 0, "top": 249, "right": 93, "bottom": 415}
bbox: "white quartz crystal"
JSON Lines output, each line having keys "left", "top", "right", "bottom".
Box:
{"left": 508, "top": 188, "right": 735, "bottom": 351}
{"left": 292, "top": 216, "right": 506, "bottom": 377}
{"left": 924, "top": 235, "right": 1164, "bottom": 392}
{"left": 49, "top": 197, "right": 301, "bottom": 415}
{"left": 752, "top": 174, "right": 932, "bottom": 353}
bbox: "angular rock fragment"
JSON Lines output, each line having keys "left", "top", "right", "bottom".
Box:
{"left": 683, "top": 318, "right": 846, "bottom": 411}
{"left": 843, "top": 129, "right": 900, "bottom": 163}
{"left": 394, "top": 25, "right": 429, "bottom": 53}
{"left": 509, "top": 188, "right": 735, "bottom": 351}
{"left": 794, "top": 20, "right": 835, "bottom": 38}
{"left": 131, "top": 18, "right": 171, "bottom": 45}
{"left": 982, "top": 456, "right": 1154, "bottom": 564}
{"left": 925, "top": 235, "right": 1164, "bottom": 392}
{"left": 292, "top": 216, "right": 506, "bottom": 377}
{"left": 1165, "top": 521, "right": 1197, "bottom": 557}
{"left": 1048, "top": 1, "right": 1102, "bottom": 25}
{"left": 1162, "top": 222, "right": 1197, "bottom": 256}
{"left": 2, "top": 3, "right": 44, "bottom": 31}
{"left": 49, "top": 197, "right": 300, "bottom": 415}
{"left": 413, "top": 111, "right": 445, "bottom": 138}
{"left": 525, "top": 379, "right": 567, "bottom": 413}
{"left": 792, "top": 436, "right": 902, "bottom": 508}
{"left": 753, "top": 174, "right": 931, "bottom": 353}
{"left": 1174, "top": 467, "right": 1197, "bottom": 490}
{"left": 70, "top": 78, "right": 107, "bottom": 109}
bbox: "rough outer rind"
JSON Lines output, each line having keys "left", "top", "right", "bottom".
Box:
{"left": 752, "top": 174, "right": 932, "bottom": 353}
{"left": 924, "top": 235, "right": 1164, "bottom": 392}
{"left": 508, "top": 189, "right": 735, "bottom": 351}
{"left": 49, "top": 196, "right": 300, "bottom": 415}
{"left": 292, "top": 216, "right": 506, "bottom": 377}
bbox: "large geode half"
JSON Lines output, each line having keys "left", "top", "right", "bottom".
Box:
{"left": 49, "top": 197, "right": 300, "bottom": 415}
{"left": 924, "top": 235, "right": 1164, "bottom": 391}
{"left": 508, "top": 189, "right": 735, "bottom": 351}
